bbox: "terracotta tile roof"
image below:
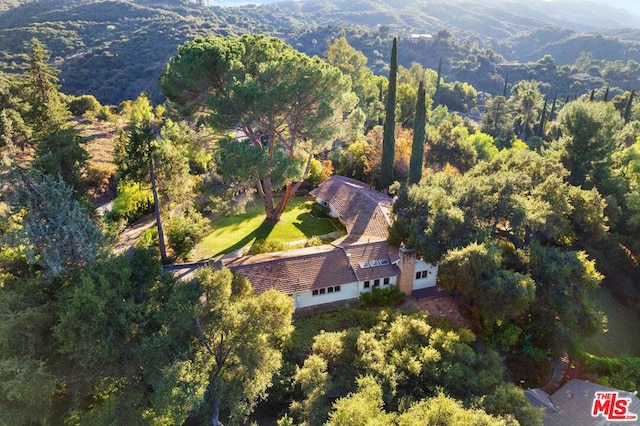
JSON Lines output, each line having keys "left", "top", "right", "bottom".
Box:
{"left": 224, "top": 241, "right": 400, "bottom": 295}
{"left": 310, "top": 175, "right": 393, "bottom": 241}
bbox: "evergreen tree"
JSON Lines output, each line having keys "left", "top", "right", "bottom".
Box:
{"left": 4, "top": 171, "right": 103, "bottom": 281}
{"left": 624, "top": 89, "right": 635, "bottom": 124}
{"left": 549, "top": 91, "right": 558, "bottom": 122}
{"left": 435, "top": 57, "right": 443, "bottom": 105}
{"left": 379, "top": 37, "right": 397, "bottom": 190}
{"left": 32, "top": 126, "right": 90, "bottom": 201}
{"left": 409, "top": 79, "right": 426, "bottom": 184}
{"left": 0, "top": 109, "right": 14, "bottom": 152}
{"left": 161, "top": 35, "right": 355, "bottom": 221}
{"left": 480, "top": 96, "right": 512, "bottom": 149}
{"left": 24, "top": 39, "right": 70, "bottom": 136}
{"left": 502, "top": 72, "right": 509, "bottom": 98}
{"left": 537, "top": 96, "right": 548, "bottom": 138}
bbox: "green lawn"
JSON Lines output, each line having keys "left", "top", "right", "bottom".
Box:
{"left": 580, "top": 286, "right": 640, "bottom": 357}
{"left": 192, "top": 196, "right": 342, "bottom": 260}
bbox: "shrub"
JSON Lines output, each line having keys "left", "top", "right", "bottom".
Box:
{"left": 286, "top": 308, "right": 380, "bottom": 358}
{"left": 106, "top": 180, "right": 153, "bottom": 224}
{"left": 166, "top": 209, "right": 209, "bottom": 260}
{"left": 304, "top": 236, "right": 323, "bottom": 247}
{"left": 310, "top": 202, "right": 330, "bottom": 218}
{"left": 68, "top": 94, "right": 102, "bottom": 116}
{"left": 135, "top": 226, "right": 158, "bottom": 251}
{"left": 96, "top": 105, "right": 116, "bottom": 122}
{"left": 81, "top": 110, "right": 97, "bottom": 122}
{"left": 307, "top": 157, "right": 323, "bottom": 188}
{"left": 85, "top": 163, "right": 115, "bottom": 194}
{"left": 360, "top": 286, "right": 405, "bottom": 308}
{"left": 249, "top": 239, "right": 287, "bottom": 255}
{"left": 580, "top": 354, "right": 640, "bottom": 393}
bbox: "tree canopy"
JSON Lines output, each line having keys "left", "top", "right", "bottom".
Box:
{"left": 160, "top": 34, "right": 356, "bottom": 221}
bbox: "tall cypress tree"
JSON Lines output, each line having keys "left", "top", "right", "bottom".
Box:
{"left": 379, "top": 36, "right": 397, "bottom": 190}
{"left": 434, "top": 57, "right": 442, "bottom": 106}
{"left": 409, "top": 79, "right": 426, "bottom": 185}
{"left": 537, "top": 96, "right": 548, "bottom": 138}
{"left": 549, "top": 91, "right": 558, "bottom": 122}
{"left": 624, "top": 89, "right": 635, "bottom": 124}
{"left": 503, "top": 72, "right": 509, "bottom": 98}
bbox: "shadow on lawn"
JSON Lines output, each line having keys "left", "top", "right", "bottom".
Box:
{"left": 215, "top": 219, "right": 276, "bottom": 257}
{"left": 292, "top": 213, "right": 343, "bottom": 237}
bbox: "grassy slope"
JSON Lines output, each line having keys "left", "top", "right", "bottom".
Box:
{"left": 192, "top": 196, "right": 342, "bottom": 259}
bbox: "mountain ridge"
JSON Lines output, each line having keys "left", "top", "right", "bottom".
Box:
{"left": 1, "top": 0, "right": 638, "bottom": 104}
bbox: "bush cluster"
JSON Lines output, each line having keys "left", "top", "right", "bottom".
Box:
{"left": 249, "top": 239, "right": 287, "bottom": 255}
{"left": 166, "top": 209, "right": 209, "bottom": 260}
{"left": 360, "top": 286, "right": 405, "bottom": 307}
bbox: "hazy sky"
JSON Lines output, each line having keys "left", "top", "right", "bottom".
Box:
{"left": 214, "top": 0, "right": 640, "bottom": 16}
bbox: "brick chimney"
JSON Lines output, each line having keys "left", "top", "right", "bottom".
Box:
{"left": 397, "top": 246, "right": 416, "bottom": 295}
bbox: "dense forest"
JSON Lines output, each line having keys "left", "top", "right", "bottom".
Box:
{"left": 1, "top": 0, "right": 640, "bottom": 425}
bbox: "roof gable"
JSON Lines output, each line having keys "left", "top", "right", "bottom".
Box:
{"left": 224, "top": 241, "right": 400, "bottom": 295}
{"left": 310, "top": 175, "right": 393, "bottom": 242}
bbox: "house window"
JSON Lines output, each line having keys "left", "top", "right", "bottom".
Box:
{"left": 319, "top": 288, "right": 326, "bottom": 294}
{"left": 374, "top": 279, "right": 380, "bottom": 287}
{"left": 421, "top": 270, "right": 428, "bottom": 278}
{"left": 334, "top": 285, "right": 341, "bottom": 292}
{"left": 383, "top": 277, "right": 390, "bottom": 286}
{"left": 328, "top": 287, "right": 334, "bottom": 293}
{"left": 415, "top": 272, "right": 421, "bottom": 280}
{"left": 364, "top": 281, "right": 370, "bottom": 288}
{"left": 312, "top": 289, "right": 319, "bottom": 296}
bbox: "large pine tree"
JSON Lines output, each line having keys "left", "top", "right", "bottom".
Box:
{"left": 379, "top": 37, "right": 397, "bottom": 190}
{"left": 24, "top": 39, "right": 70, "bottom": 136}
{"left": 409, "top": 79, "right": 426, "bottom": 185}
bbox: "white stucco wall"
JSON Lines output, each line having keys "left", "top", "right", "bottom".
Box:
{"left": 316, "top": 198, "right": 342, "bottom": 223}
{"left": 360, "top": 275, "right": 398, "bottom": 293}
{"left": 413, "top": 260, "right": 438, "bottom": 290}
{"left": 291, "top": 275, "right": 399, "bottom": 309}
{"left": 292, "top": 281, "right": 360, "bottom": 309}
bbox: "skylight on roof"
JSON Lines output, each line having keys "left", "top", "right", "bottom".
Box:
{"left": 359, "top": 261, "right": 370, "bottom": 268}
{"left": 379, "top": 259, "right": 390, "bottom": 265}
{"left": 369, "top": 260, "right": 381, "bottom": 267}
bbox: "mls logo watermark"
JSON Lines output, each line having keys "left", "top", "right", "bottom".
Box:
{"left": 592, "top": 391, "right": 638, "bottom": 421}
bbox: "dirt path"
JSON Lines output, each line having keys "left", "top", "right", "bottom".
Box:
{"left": 112, "top": 215, "right": 155, "bottom": 255}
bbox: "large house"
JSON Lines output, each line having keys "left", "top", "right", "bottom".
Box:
{"left": 223, "top": 175, "right": 438, "bottom": 310}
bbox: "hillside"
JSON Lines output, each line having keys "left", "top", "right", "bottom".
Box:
{"left": 1, "top": 0, "right": 639, "bottom": 105}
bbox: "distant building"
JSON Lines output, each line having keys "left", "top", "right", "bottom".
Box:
{"left": 407, "top": 33, "right": 434, "bottom": 43}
